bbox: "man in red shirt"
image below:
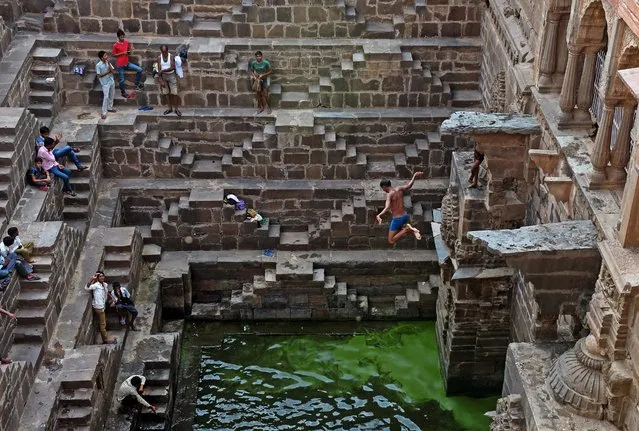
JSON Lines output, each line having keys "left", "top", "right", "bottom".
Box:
{"left": 112, "top": 29, "right": 143, "bottom": 98}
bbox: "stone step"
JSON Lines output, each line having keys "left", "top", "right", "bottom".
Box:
{"left": 29, "top": 90, "right": 55, "bottom": 104}
{"left": 365, "top": 20, "right": 395, "bottom": 38}
{"left": 280, "top": 92, "right": 312, "bottom": 109}
{"left": 64, "top": 191, "right": 90, "bottom": 206}
{"left": 9, "top": 342, "right": 44, "bottom": 366}
{"left": 169, "top": 145, "right": 184, "bottom": 163}
{"left": 30, "top": 65, "right": 57, "bottom": 76}
{"left": 32, "top": 47, "right": 62, "bottom": 62}
{"left": 367, "top": 159, "right": 396, "bottom": 178}
{"left": 30, "top": 77, "right": 56, "bottom": 91}
{"left": 146, "top": 368, "right": 171, "bottom": 386}
{"left": 191, "top": 159, "right": 223, "bottom": 178}
{"left": 103, "top": 251, "right": 132, "bottom": 268}
{"left": 142, "top": 244, "right": 162, "bottom": 263}
{"left": 63, "top": 206, "right": 89, "bottom": 220}
{"left": 158, "top": 137, "right": 172, "bottom": 153}
{"left": 275, "top": 260, "right": 313, "bottom": 279}
{"left": 279, "top": 231, "right": 310, "bottom": 251}
{"left": 32, "top": 255, "right": 53, "bottom": 272}
{"left": 20, "top": 272, "right": 51, "bottom": 290}
{"left": 181, "top": 152, "right": 195, "bottom": 167}
{"left": 268, "top": 223, "right": 280, "bottom": 238}
{"left": 145, "top": 386, "right": 169, "bottom": 403}
{"left": 72, "top": 177, "right": 91, "bottom": 192}
{"left": 56, "top": 405, "right": 92, "bottom": 427}
{"left": 15, "top": 306, "right": 46, "bottom": 324}
{"left": 13, "top": 324, "right": 45, "bottom": 342}
{"left": 17, "top": 289, "right": 51, "bottom": 307}
{"left": 451, "top": 89, "right": 483, "bottom": 108}
{"left": 27, "top": 103, "right": 53, "bottom": 118}
{"left": 59, "top": 388, "right": 95, "bottom": 407}
{"left": 192, "top": 20, "right": 222, "bottom": 37}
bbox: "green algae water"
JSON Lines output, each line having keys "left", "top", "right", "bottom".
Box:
{"left": 193, "top": 322, "right": 496, "bottom": 431}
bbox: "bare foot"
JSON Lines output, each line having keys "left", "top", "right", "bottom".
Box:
{"left": 406, "top": 224, "right": 422, "bottom": 240}
{"left": 469, "top": 182, "right": 478, "bottom": 189}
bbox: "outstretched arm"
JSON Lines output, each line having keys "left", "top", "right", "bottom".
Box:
{"left": 0, "top": 307, "right": 16, "bottom": 321}
{"left": 376, "top": 194, "right": 392, "bottom": 224}
{"left": 398, "top": 171, "right": 424, "bottom": 192}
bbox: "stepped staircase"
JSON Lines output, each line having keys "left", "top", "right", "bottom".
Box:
{"left": 10, "top": 254, "right": 54, "bottom": 369}
{"left": 27, "top": 47, "right": 72, "bottom": 127}
{"left": 136, "top": 359, "right": 172, "bottom": 430}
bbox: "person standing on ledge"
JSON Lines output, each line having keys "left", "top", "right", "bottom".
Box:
{"left": 469, "top": 142, "right": 484, "bottom": 189}
{"left": 96, "top": 51, "right": 117, "bottom": 120}
{"left": 155, "top": 44, "right": 182, "bottom": 117}
{"left": 112, "top": 29, "right": 144, "bottom": 99}
{"left": 376, "top": 172, "right": 424, "bottom": 245}
{"left": 249, "top": 51, "right": 272, "bottom": 114}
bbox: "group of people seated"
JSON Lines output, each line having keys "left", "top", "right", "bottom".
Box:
{"left": 28, "top": 126, "right": 87, "bottom": 196}
{"left": 0, "top": 226, "right": 38, "bottom": 282}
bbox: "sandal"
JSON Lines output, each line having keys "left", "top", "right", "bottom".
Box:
{"left": 1, "top": 357, "right": 12, "bottom": 365}
{"left": 163, "top": 109, "right": 173, "bottom": 115}
{"left": 27, "top": 274, "right": 40, "bottom": 280}
{"left": 175, "top": 109, "right": 182, "bottom": 117}
{"left": 72, "top": 147, "right": 80, "bottom": 153}
{"left": 64, "top": 190, "right": 76, "bottom": 196}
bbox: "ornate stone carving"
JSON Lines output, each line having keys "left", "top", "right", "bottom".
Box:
{"left": 547, "top": 335, "right": 607, "bottom": 419}
{"left": 490, "top": 394, "right": 525, "bottom": 431}
{"left": 440, "top": 192, "right": 459, "bottom": 249}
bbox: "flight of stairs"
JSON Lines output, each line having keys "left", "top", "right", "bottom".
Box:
{"left": 28, "top": 47, "right": 71, "bottom": 127}
{"left": 10, "top": 255, "right": 54, "bottom": 369}
{"left": 137, "top": 362, "right": 172, "bottom": 430}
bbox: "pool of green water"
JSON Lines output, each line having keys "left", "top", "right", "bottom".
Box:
{"left": 192, "top": 322, "right": 496, "bottom": 431}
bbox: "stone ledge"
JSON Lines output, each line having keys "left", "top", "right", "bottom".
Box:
{"left": 441, "top": 111, "right": 541, "bottom": 135}
{"left": 468, "top": 221, "right": 599, "bottom": 256}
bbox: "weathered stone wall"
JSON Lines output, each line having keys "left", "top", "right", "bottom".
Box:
{"left": 0, "top": 18, "right": 12, "bottom": 60}
{"left": 479, "top": 0, "right": 540, "bottom": 110}
{"left": 0, "top": 108, "right": 41, "bottom": 230}
{"left": 45, "top": 0, "right": 484, "bottom": 38}
{"left": 0, "top": 361, "right": 34, "bottom": 431}
{"left": 0, "top": 277, "right": 20, "bottom": 358}
{"left": 51, "top": 39, "right": 482, "bottom": 109}
{"left": 119, "top": 182, "right": 444, "bottom": 251}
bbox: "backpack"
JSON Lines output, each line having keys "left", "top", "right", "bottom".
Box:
{"left": 235, "top": 199, "right": 246, "bottom": 211}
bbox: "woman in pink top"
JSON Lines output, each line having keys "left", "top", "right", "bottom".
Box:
{"left": 37, "top": 138, "right": 76, "bottom": 196}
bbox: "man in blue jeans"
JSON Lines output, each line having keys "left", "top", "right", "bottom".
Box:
{"left": 112, "top": 29, "right": 144, "bottom": 98}
{"left": 37, "top": 137, "right": 82, "bottom": 196}
{"left": 35, "top": 126, "right": 85, "bottom": 169}
{"left": 0, "top": 251, "right": 38, "bottom": 280}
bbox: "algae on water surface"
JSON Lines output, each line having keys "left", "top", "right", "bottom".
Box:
{"left": 194, "top": 322, "right": 496, "bottom": 431}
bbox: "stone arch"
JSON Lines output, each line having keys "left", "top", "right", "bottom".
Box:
{"left": 575, "top": 1, "right": 607, "bottom": 47}
{"left": 611, "top": 45, "right": 639, "bottom": 99}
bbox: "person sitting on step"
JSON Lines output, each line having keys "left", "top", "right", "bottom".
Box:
{"left": 6, "top": 227, "right": 34, "bottom": 263}
{"left": 27, "top": 157, "right": 52, "bottom": 192}
{"left": 112, "top": 29, "right": 144, "bottom": 98}
{"left": 0, "top": 307, "right": 17, "bottom": 364}
{"left": 35, "top": 127, "right": 84, "bottom": 166}
{"left": 112, "top": 281, "right": 138, "bottom": 331}
{"left": 84, "top": 271, "right": 117, "bottom": 345}
{"left": 0, "top": 248, "right": 39, "bottom": 281}
{"left": 38, "top": 137, "right": 84, "bottom": 196}
{"left": 117, "top": 375, "right": 156, "bottom": 414}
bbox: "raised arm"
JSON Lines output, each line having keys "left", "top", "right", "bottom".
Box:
{"left": 398, "top": 171, "right": 424, "bottom": 192}
{"left": 376, "top": 193, "right": 392, "bottom": 224}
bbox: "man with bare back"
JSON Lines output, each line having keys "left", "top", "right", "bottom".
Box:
{"left": 376, "top": 172, "right": 424, "bottom": 244}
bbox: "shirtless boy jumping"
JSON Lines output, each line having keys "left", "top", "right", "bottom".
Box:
{"left": 376, "top": 172, "right": 424, "bottom": 244}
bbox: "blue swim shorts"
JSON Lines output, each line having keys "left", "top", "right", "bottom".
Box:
{"left": 389, "top": 213, "right": 409, "bottom": 231}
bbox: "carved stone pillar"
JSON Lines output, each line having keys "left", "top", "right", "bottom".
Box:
{"left": 609, "top": 102, "right": 637, "bottom": 184}
{"left": 574, "top": 48, "right": 599, "bottom": 122}
{"left": 558, "top": 47, "right": 581, "bottom": 125}
{"left": 589, "top": 101, "right": 615, "bottom": 185}
{"left": 538, "top": 15, "right": 560, "bottom": 91}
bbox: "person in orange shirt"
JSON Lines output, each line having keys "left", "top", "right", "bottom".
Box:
{"left": 112, "top": 29, "right": 143, "bottom": 98}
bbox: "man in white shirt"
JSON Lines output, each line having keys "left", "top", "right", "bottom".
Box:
{"left": 117, "top": 375, "right": 156, "bottom": 413}
{"left": 7, "top": 227, "right": 34, "bottom": 262}
{"left": 84, "top": 271, "right": 117, "bottom": 344}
